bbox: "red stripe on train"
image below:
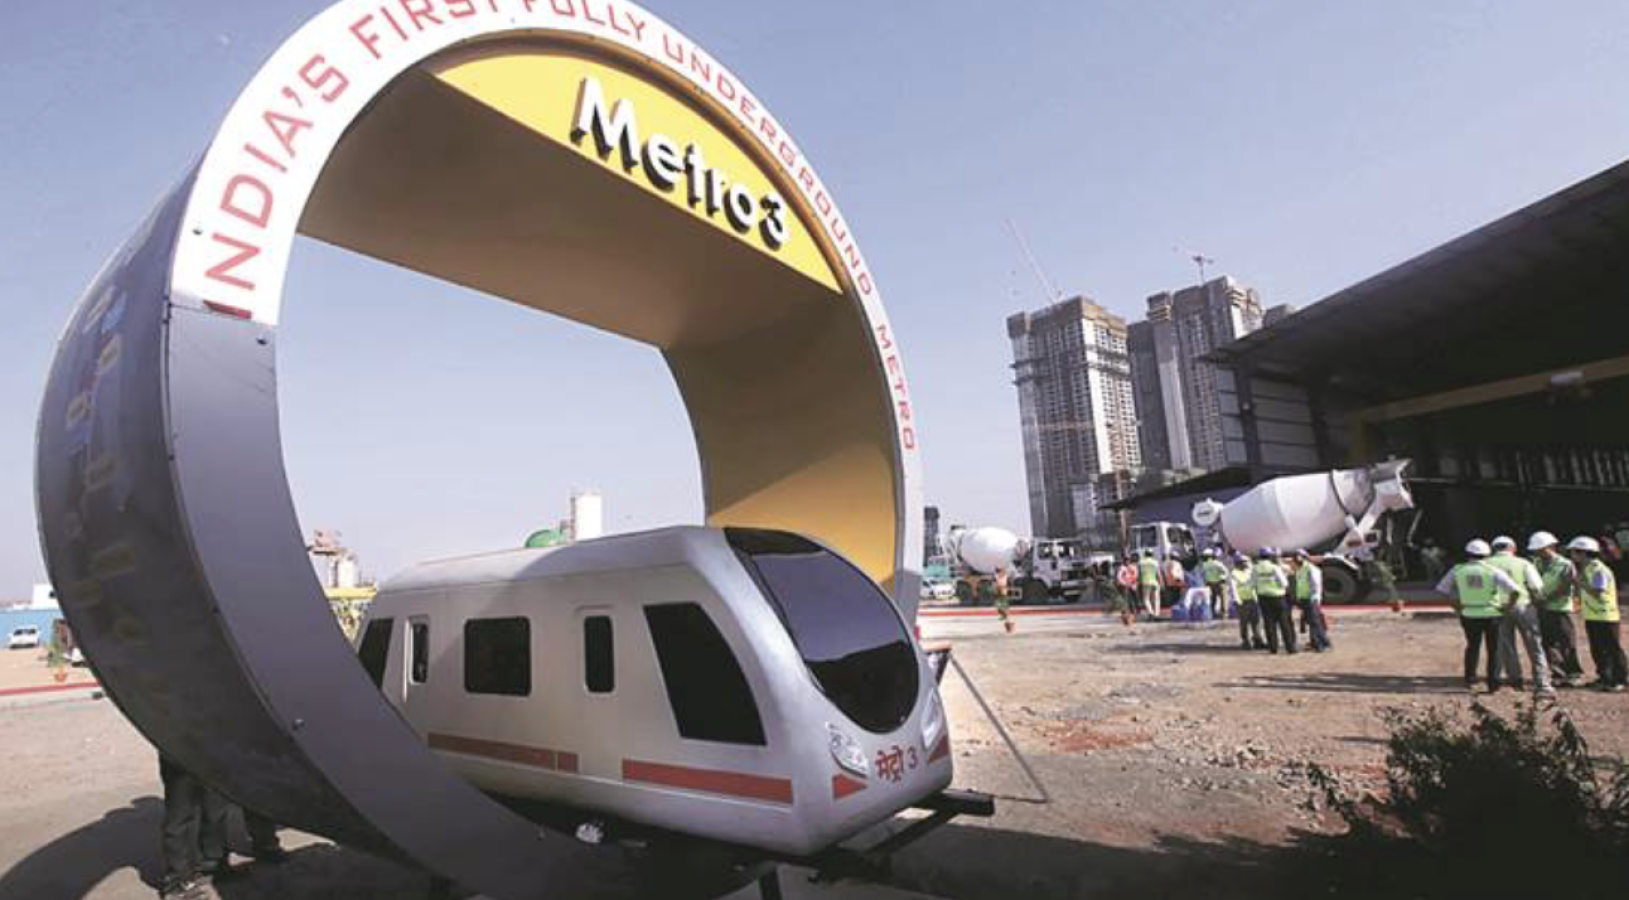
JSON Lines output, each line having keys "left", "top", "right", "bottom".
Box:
{"left": 831, "top": 773, "right": 867, "bottom": 800}
{"left": 622, "top": 759, "right": 794, "bottom": 805}
{"left": 202, "top": 300, "right": 254, "bottom": 320}
{"left": 428, "top": 732, "right": 574, "bottom": 774}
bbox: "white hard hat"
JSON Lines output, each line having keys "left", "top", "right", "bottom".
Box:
{"left": 1491, "top": 536, "right": 1516, "bottom": 551}
{"left": 1527, "top": 531, "right": 1559, "bottom": 552}
{"left": 1568, "top": 536, "right": 1601, "bottom": 554}
{"left": 1464, "top": 539, "right": 1492, "bottom": 558}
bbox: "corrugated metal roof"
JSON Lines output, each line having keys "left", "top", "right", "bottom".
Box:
{"left": 1207, "top": 158, "right": 1629, "bottom": 400}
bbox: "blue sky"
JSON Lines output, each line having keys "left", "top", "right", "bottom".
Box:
{"left": 3, "top": 2, "right": 1628, "bottom": 594}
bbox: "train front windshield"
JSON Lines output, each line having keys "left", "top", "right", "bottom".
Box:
{"left": 727, "top": 529, "right": 919, "bottom": 734}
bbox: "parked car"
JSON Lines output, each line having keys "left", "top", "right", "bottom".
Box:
{"left": 920, "top": 578, "right": 957, "bottom": 602}
{"left": 8, "top": 626, "right": 41, "bottom": 650}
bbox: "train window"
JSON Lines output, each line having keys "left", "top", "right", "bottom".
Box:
{"left": 409, "top": 620, "right": 430, "bottom": 685}
{"left": 727, "top": 528, "right": 919, "bottom": 734}
{"left": 643, "top": 603, "right": 765, "bottom": 745}
{"left": 464, "top": 617, "right": 531, "bottom": 697}
{"left": 357, "top": 618, "right": 393, "bottom": 689}
{"left": 583, "top": 615, "right": 614, "bottom": 694}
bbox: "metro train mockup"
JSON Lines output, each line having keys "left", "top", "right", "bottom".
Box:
{"left": 356, "top": 526, "right": 953, "bottom": 857}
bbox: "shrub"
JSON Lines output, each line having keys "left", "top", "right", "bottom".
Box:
{"left": 1309, "top": 702, "right": 1629, "bottom": 899}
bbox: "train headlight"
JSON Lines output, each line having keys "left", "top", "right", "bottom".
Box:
{"left": 827, "top": 723, "right": 869, "bottom": 777}
{"left": 921, "top": 688, "right": 946, "bottom": 750}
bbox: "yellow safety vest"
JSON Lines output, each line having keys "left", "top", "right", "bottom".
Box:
{"left": 1295, "top": 565, "right": 1314, "bottom": 601}
{"left": 1452, "top": 561, "right": 1504, "bottom": 619}
{"left": 1538, "top": 554, "right": 1576, "bottom": 614}
{"left": 1138, "top": 558, "right": 1159, "bottom": 588}
{"left": 1201, "top": 559, "right": 1228, "bottom": 583}
{"left": 1580, "top": 559, "right": 1620, "bottom": 623}
{"left": 1253, "top": 561, "right": 1287, "bottom": 598}
{"left": 1486, "top": 554, "right": 1535, "bottom": 607}
{"left": 1232, "top": 567, "right": 1257, "bottom": 602}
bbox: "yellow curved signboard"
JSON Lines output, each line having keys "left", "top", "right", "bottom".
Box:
{"left": 431, "top": 48, "right": 842, "bottom": 295}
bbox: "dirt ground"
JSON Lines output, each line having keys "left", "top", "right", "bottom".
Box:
{"left": 888, "top": 607, "right": 1629, "bottom": 899}
{"left": 0, "top": 698, "right": 931, "bottom": 900}
{"left": 2, "top": 610, "right": 1627, "bottom": 899}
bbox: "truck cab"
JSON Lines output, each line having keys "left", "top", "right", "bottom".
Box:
{"left": 1129, "top": 522, "right": 1197, "bottom": 564}
{"left": 1021, "top": 539, "right": 1089, "bottom": 602}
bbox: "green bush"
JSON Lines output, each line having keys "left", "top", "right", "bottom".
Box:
{"left": 1310, "top": 703, "right": 1629, "bottom": 898}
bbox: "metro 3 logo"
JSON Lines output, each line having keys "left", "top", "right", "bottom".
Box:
{"left": 571, "top": 75, "right": 790, "bottom": 249}
{"left": 874, "top": 744, "right": 920, "bottom": 783}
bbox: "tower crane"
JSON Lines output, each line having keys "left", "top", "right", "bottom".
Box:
{"left": 1006, "top": 218, "right": 1062, "bottom": 303}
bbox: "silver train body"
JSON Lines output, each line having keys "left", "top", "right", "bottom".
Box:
{"left": 358, "top": 526, "right": 953, "bottom": 857}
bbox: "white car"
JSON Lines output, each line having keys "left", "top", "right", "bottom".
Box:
{"left": 8, "top": 626, "right": 41, "bottom": 650}
{"left": 920, "top": 579, "right": 957, "bottom": 602}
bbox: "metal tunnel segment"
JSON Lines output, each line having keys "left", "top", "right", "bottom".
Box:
{"left": 36, "top": 3, "right": 920, "bottom": 898}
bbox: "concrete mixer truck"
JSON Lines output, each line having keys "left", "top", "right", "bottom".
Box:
{"left": 1130, "top": 460, "right": 1414, "bottom": 604}
{"left": 944, "top": 527, "right": 1094, "bottom": 606}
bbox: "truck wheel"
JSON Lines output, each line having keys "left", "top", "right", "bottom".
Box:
{"left": 1021, "top": 579, "right": 1049, "bottom": 605}
{"left": 1320, "top": 564, "right": 1367, "bottom": 605}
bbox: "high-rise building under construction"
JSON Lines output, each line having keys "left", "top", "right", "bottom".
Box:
{"left": 1133, "top": 276, "right": 1265, "bottom": 473}
{"left": 1008, "top": 296, "right": 1140, "bottom": 539}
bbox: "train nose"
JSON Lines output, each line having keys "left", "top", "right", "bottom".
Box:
{"left": 824, "top": 687, "right": 952, "bottom": 802}
{"left": 823, "top": 687, "right": 946, "bottom": 781}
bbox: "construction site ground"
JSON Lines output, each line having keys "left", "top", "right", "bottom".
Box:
{"left": 895, "top": 602, "right": 1629, "bottom": 899}
{"left": 3, "top": 606, "right": 1629, "bottom": 899}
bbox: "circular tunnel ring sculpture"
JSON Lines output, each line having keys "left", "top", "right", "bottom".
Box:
{"left": 35, "top": 3, "right": 921, "bottom": 897}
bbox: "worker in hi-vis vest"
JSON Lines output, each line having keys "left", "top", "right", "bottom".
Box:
{"left": 1529, "top": 531, "right": 1585, "bottom": 686}
{"left": 1232, "top": 553, "right": 1265, "bottom": 650}
{"left": 1292, "top": 549, "right": 1331, "bottom": 652}
{"left": 1138, "top": 550, "right": 1161, "bottom": 620}
{"left": 1486, "top": 535, "right": 1553, "bottom": 696}
{"left": 1252, "top": 548, "right": 1295, "bottom": 655}
{"left": 1568, "top": 536, "right": 1627, "bottom": 691}
{"left": 1200, "top": 548, "right": 1230, "bottom": 619}
{"left": 1437, "top": 539, "right": 1520, "bottom": 692}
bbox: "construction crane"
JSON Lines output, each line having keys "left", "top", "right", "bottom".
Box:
{"left": 1007, "top": 218, "right": 1062, "bottom": 303}
{"left": 1172, "top": 245, "right": 1216, "bottom": 284}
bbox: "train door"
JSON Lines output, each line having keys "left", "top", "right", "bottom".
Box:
{"left": 568, "top": 606, "right": 616, "bottom": 774}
